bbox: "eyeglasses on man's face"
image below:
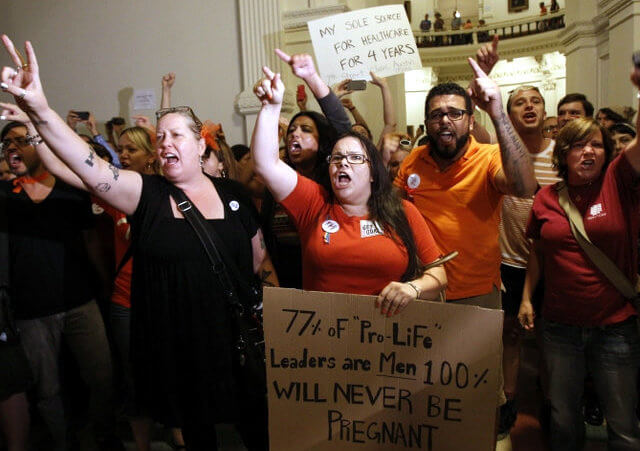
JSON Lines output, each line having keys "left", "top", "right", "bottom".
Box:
{"left": 0, "top": 136, "right": 30, "bottom": 151}
{"left": 427, "top": 108, "right": 468, "bottom": 123}
{"left": 326, "top": 153, "right": 369, "bottom": 165}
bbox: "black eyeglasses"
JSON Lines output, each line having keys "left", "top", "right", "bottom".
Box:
{"left": 0, "top": 136, "right": 30, "bottom": 151}
{"left": 326, "top": 153, "right": 369, "bottom": 165}
{"left": 155, "top": 106, "right": 203, "bottom": 130}
{"left": 427, "top": 108, "right": 468, "bottom": 122}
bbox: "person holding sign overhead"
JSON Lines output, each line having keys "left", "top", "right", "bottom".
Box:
{"left": 252, "top": 60, "right": 447, "bottom": 317}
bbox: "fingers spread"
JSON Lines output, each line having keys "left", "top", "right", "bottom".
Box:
{"left": 1, "top": 35, "right": 22, "bottom": 68}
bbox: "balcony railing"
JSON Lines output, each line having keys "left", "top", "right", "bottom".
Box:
{"left": 414, "top": 10, "right": 565, "bottom": 48}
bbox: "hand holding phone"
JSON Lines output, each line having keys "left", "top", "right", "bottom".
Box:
{"left": 74, "top": 111, "right": 90, "bottom": 121}
{"left": 346, "top": 80, "right": 366, "bottom": 91}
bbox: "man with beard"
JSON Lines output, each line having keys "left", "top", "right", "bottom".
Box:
{"left": 394, "top": 62, "right": 537, "bottom": 441}
{"left": 0, "top": 120, "right": 121, "bottom": 451}
{"left": 499, "top": 85, "right": 560, "bottom": 435}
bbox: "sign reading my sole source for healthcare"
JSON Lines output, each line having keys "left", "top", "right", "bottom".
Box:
{"left": 264, "top": 287, "right": 503, "bottom": 451}
{"left": 307, "top": 5, "right": 422, "bottom": 87}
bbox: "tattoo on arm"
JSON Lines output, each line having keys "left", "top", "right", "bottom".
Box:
{"left": 260, "top": 269, "right": 275, "bottom": 287}
{"left": 108, "top": 164, "right": 120, "bottom": 180}
{"left": 494, "top": 110, "right": 531, "bottom": 195}
{"left": 84, "top": 150, "right": 96, "bottom": 167}
{"left": 95, "top": 182, "right": 111, "bottom": 192}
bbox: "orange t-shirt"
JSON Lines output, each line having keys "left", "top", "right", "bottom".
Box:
{"left": 281, "top": 175, "right": 441, "bottom": 295}
{"left": 394, "top": 137, "right": 504, "bottom": 300}
{"left": 92, "top": 197, "right": 132, "bottom": 308}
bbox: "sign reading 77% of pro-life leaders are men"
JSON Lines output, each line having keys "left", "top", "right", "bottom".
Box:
{"left": 263, "top": 287, "right": 503, "bottom": 450}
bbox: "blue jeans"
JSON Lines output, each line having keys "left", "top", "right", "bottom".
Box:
{"left": 543, "top": 318, "right": 640, "bottom": 451}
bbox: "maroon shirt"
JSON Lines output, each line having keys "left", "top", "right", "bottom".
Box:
{"left": 527, "top": 153, "right": 639, "bottom": 326}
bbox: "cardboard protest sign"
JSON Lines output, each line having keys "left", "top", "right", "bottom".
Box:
{"left": 307, "top": 5, "right": 422, "bottom": 86}
{"left": 264, "top": 287, "right": 503, "bottom": 451}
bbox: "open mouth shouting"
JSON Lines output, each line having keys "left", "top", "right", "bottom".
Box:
{"left": 6, "top": 150, "right": 23, "bottom": 172}
{"left": 522, "top": 111, "right": 537, "bottom": 123}
{"left": 161, "top": 152, "right": 179, "bottom": 167}
{"left": 334, "top": 171, "right": 351, "bottom": 188}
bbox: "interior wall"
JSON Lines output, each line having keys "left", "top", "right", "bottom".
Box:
{"left": 481, "top": 0, "right": 564, "bottom": 22}
{"left": 0, "top": 0, "right": 246, "bottom": 145}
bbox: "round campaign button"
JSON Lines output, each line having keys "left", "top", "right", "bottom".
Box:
{"left": 407, "top": 173, "right": 421, "bottom": 189}
{"left": 91, "top": 203, "right": 105, "bottom": 215}
{"left": 321, "top": 220, "right": 340, "bottom": 234}
{"left": 229, "top": 200, "right": 240, "bottom": 211}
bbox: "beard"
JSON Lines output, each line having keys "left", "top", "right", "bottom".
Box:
{"left": 427, "top": 131, "right": 470, "bottom": 160}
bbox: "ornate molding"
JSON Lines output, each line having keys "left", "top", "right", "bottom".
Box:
{"left": 558, "top": 20, "right": 599, "bottom": 48}
{"left": 282, "top": 5, "right": 349, "bottom": 30}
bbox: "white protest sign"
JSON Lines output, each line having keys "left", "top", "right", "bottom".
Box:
{"left": 308, "top": 5, "right": 422, "bottom": 86}
{"left": 133, "top": 89, "right": 156, "bottom": 110}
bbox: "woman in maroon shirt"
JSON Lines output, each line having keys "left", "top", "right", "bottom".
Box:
{"left": 518, "top": 112, "right": 640, "bottom": 449}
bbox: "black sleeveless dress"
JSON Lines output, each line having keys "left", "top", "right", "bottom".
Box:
{"left": 129, "top": 174, "right": 258, "bottom": 426}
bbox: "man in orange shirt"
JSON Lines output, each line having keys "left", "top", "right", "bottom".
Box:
{"left": 394, "top": 61, "right": 537, "bottom": 435}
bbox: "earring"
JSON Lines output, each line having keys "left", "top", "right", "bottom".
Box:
{"left": 221, "top": 169, "right": 227, "bottom": 179}
{"left": 199, "top": 155, "right": 204, "bottom": 167}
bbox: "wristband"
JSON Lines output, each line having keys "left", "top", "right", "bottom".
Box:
{"left": 406, "top": 281, "right": 420, "bottom": 298}
{"left": 25, "top": 133, "right": 43, "bottom": 146}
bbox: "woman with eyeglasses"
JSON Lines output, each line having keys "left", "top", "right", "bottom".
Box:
{"left": 518, "top": 116, "right": 640, "bottom": 448}
{"left": 252, "top": 66, "right": 447, "bottom": 315}
{"left": 0, "top": 36, "right": 269, "bottom": 450}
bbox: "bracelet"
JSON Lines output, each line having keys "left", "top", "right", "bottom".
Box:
{"left": 406, "top": 281, "right": 420, "bottom": 299}
{"left": 25, "top": 133, "right": 43, "bottom": 146}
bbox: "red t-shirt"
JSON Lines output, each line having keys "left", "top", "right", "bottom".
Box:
{"left": 526, "top": 153, "right": 639, "bottom": 325}
{"left": 281, "top": 174, "right": 441, "bottom": 295}
{"left": 93, "top": 197, "right": 132, "bottom": 308}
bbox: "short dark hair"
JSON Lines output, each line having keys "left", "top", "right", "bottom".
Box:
{"left": 425, "top": 83, "right": 472, "bottom": 119}
{"left": 90, "top": 142, "right": 113, "bottom": 164}
{"left": 597, "top": 108, "right": 627, "bottom": 125}
{"left": 1, "top": 121, "right": 26, "bottom": 141}
{"left": 609, "top": 122, "right": 636, "bottom": 137}
{"left": 558, "top": 93, "right": 594, "bottom": 117}
{"left": 231, "top": 144, "right": 250, "bottom": 161}
{"left": 553, "top": 118, "right": 614, "bottom": 181}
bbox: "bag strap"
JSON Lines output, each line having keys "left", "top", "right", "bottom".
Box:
{"left": 556, "top": 183, "right": 637, "bottom": 299}
{"left": 166, "top": 183, "right": 242, "bottom": 306}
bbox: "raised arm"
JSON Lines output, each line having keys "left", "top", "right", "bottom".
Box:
{"left": 275, "top": 48, "right": 351, "bottom": 134}
{"left": 467, "top": 58, "right": 536, "bottom": 197}
{"left": 341, "top": 97, "right": 369, "bottom": 129}
{"left": 0, "top": 102, "right": 87, "bottom": 191}
{"left": 625, "top": 66, "right": 640, "bottom": 174}
{"left": 0, "top": 35, "right": 142, "bottom": 215}
{"left": 251, "top": 65, "right": 297, "bottom": 202}
{"left": 161, "top": 72, "right": 175, "bottom": 109}
{"left": 370, "top": 72, "right": 397, "bottom": 143}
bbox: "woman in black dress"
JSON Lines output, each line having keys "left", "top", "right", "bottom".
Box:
{"left": 0, "top": 36, "right": 268, "bottom": 450}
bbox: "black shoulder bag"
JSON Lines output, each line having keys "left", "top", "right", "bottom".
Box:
{"left": 167, "top": 183, "right": 266, "bottom": 395}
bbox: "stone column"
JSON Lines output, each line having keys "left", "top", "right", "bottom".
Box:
{"left": 600, "top": 0, "right": 640, "bottom": 109}
{"left": 560, "top": 0, "right": 600, "bottom": 105}
{"left": 235, "top": 0, "right": 294, "bottom": 144}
